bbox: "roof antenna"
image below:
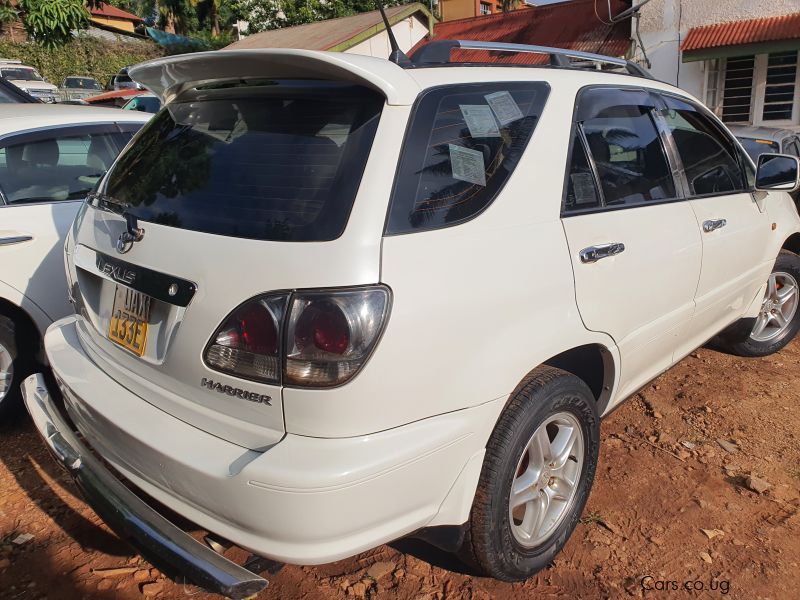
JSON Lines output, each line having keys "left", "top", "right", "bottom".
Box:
{"left": 376, "top": 0, "right": 412, "bottom": 66}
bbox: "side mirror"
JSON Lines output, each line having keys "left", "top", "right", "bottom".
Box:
{"left": 755, "top": 153, "right": 800, "bottom": 192}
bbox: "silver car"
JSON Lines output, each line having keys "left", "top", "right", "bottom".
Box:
{"left": 60, "top": 76, "right": 103, "bottom": 102}
{"left": 729, "top": 125, "right": 800, "bottom": 204}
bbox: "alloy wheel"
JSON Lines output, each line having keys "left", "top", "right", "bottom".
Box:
{"left": 750, "top": 271, "right": 799, "bottom": 343}
{"left": 508, "top": 412, "right": 584, "bottom": 548}
{"left": 0, "top": 340, "right": 13, "bottom": 403}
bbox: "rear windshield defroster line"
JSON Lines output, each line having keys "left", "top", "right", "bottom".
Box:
{"left": 95, "top": 81, "right": 384, "bottom": 242}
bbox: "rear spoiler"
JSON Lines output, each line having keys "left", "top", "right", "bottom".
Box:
{"left": 128, "top": 49, "right": 421, "bottom": 106}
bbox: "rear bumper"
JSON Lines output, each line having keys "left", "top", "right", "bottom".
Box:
{"left": 21, "top": 373, "right": 267, "bottom": 600}
{"left": 29, "top": 317, "right": 497, "bottom": 573}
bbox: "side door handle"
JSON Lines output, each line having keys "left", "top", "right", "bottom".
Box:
{"left": 702, "top": 219, "right": 727, "bottom": 233}
{"left": 579, "top": 242, "right": 626, "bottom": 264}
{"left": 0, "top": 234, "right": 33, "bottom": 246}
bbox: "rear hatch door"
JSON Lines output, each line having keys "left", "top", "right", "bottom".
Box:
{"left": 70, "top": 51, "right": 418, "bottom": 449}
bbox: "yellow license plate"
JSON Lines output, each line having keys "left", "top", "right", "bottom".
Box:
{"left": 108, "top": 285, "right": 152, "bottom": 356}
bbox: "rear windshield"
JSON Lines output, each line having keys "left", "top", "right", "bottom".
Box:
{"left": 96, "top": 81, "right": 383, "bottom": 242}
{"left": 737, "top": 137, "right": 779, "bottom": 161}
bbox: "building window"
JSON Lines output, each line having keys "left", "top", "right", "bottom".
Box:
{"left": 707, "top": 50, "right": 799, "bottom": 126}
{"left": 480, "top": 2, "right": 492, "bottom": 15}
{"left": 704, "top": 58, "right": 723, "bottom": 114}
{"left": 721, "top": 55, "right": 755, "bottom": 123}
{"left": 763, "top": 50, "right": 798, "bottom": 121}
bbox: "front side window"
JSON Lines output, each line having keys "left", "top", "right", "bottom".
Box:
{"left": 0, "top": 129, "right": 122, "bottom": 204}
{"left": 661, "top": 95, "right": 747, "bottom": 196}
{"left": 577, "top": 88, "right": 676, "bottom": 207}
{"left": 386, "top": 82, "right": 550, "bottom": 235}
{"left": 98, "top": 81, "right": 383, "bottom": 242}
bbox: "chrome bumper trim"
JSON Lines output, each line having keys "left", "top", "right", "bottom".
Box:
{"left": 21, "top": 373, "right": 268, "bottom": 599}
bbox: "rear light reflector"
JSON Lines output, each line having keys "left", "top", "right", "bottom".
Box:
{"left": 204, "top": 286, "right": 390, "bottom": 387}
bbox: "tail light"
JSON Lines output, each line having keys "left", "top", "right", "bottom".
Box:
{"left": 205, "top": 295, "right": 287, "bottom": 383}
{"left": 204, "top": 286, "right": 390, "bottom": 387}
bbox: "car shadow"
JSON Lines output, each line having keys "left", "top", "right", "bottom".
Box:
{"left": 389, "top": 537, "right": 481, "bottom": 576}
{"left": 0, "top": 414, "right": 133, "bottom": 557}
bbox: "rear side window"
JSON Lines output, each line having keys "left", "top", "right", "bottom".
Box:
{"left": 564, "top": 131, "right": 601, "bottom": 212}
{"left": 660, "top": 95, "right": 747, "bottom": 196}
{"left": 386, "top": 82, "right": 550, "bottom": 235}
{"left": 98, "top": 81, "right": 383, "bottom": 242}
{"left": 0, "top": 128, "right": 121, "bottom": 204}
{"left": 578, "top": 89, "right": 676, "bottom": 207}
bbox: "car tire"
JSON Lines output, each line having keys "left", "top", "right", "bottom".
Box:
{"left": 715, "top": 251, "right": 800, "bottom": 358}
{"left": 0, "top": 315, "right": 32, "bottom": 422}
{"left": 460, "top": 366, "right": 599, "bottom": 581}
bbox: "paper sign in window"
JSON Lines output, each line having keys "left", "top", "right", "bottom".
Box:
{"left": 570, "top": 173, "right": 598, "bottom": 205}
{"left": 459, "top": 105, "right": 500, "bottom": 138}
{"left": 485, "top": 91, "right": 524, "bottom": 126}
{"left": 449, "top": 144, "right": 487, "bottom": 187}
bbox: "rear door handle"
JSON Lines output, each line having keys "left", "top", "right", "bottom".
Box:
{"left": 702, "top": 219, "right": 727, "bottom": 233}
{"left": 579, "top": 242, "right": 626, "bottom": 263}
{"left": 0, "top": 234, "right": 33, "bottom": 246}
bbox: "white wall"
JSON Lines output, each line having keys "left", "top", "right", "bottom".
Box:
{"left": 631, "top": 0, "right": 800, "bottom": 98}
{"left": 345, "top": 15, "right": 429, "bottom": 57}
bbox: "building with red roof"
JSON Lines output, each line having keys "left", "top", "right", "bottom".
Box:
{"left": 412, "top": 0, "right": 633, "bottom": 64}
{"left": 88, "top": 2, "right": 144, "bottom": 34}
{"left": 631, "top": 0, "right": 800, "bottom": 129}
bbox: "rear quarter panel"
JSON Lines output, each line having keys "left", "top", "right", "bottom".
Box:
{"left": 282, "top": 81, "right": 618, "bottom": 438}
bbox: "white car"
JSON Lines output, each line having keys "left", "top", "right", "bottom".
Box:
{"left": 0, "top": 105, "right": 151, "bottom": 419}
{"left": 22, "top": 44, "right": 800, "bottom": 598}
{"left": 0, "top": 60, "right": 59, "bottom": 103}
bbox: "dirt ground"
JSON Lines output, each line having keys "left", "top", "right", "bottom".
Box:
{"left": 1, "top": 341, "right": 798, "bottom": 600}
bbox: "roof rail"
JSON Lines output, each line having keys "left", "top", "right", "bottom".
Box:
{"left": 410, "top": 40, "right": 655, "bottom": 80}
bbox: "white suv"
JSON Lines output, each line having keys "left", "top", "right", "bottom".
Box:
{"left": 0, "top": 60, "right": 59, "bottom": 103}
{"left": 22, "top": 43, "right": 800, "bottom": 598}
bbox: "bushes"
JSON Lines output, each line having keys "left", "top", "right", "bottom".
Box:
{"left": 0, "top": 35, "right": 164, "bottom": 85}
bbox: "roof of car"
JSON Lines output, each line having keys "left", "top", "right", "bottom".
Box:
{"left": 0, "top": 104, "right": 151, "bottom": 136}
{"left": 726, "top": 125, "right": 797, "bottom": 141}
{"left": 130, "top": 48, "right": 692, "bottom": 106}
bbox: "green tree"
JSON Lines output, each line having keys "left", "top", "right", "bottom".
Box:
{"left": 191, "top": 0, "right": 220, "bottom": 36}
{"left": 0, "top": 0, "right": 18, "bottom": 39}
{"left": 500, "top": 0, "right": 519, "bottom": 12}
{"left": 157, "top": 0, "right": 191, "bottom": 34}
{"left": 236, "top": 0, "right": 359, "bottom": 33}
{"left": 18, "top": 0, "right": 89, "bottom": 48}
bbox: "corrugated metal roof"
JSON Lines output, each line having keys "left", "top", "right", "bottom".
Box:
{"left": 411, "top": 0, "right": 632, "bottom": 64}
{"left": 227, "top": 4, "right": 428, "bottom": 51}
{"left": 682, "top": 12, "right": 800, "bottom": 52}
